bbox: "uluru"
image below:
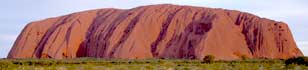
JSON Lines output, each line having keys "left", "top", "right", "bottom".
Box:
{"left": 7, "top": 4, "right": 303, "bottom": 60}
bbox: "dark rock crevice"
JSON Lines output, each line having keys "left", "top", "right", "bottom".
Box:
{"left": 150, "top": 7, "right": 184, "bottom": 57}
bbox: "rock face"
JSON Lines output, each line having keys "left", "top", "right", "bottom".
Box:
{"left": 8, "top": 4, "right": 303, "bottom": 60}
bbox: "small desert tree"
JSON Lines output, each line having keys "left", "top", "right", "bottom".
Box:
{"left": 203, "top": 55, "right": 215, "bottom": 63}
{"left": 241, "top": 55, "right": 249, "bottom": 60}
{"left": 285, "top": 56, "right": 308, "bottom": 66}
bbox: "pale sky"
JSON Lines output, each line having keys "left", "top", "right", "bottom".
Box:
{"left": 0, "top": 0, "right": 307, "bottom": 58}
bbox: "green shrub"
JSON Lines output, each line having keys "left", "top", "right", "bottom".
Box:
{"left": 241, "top": 55, "right": 249, "bottom": 60}
{"left": 203, "top": 55, "right": 215, "bottom": 63}
{"left": 285, "top": 56, "right": 308, "bottom": 66}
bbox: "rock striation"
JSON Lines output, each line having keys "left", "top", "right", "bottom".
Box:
{"left": 8, "top": 4, "right": 303, "bottom": 60}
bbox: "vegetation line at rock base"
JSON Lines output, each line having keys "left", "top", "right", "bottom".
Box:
{"left": 0, "top": 57, "right": 307, "bottom": 70}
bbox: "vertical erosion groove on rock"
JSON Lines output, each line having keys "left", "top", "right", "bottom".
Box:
{"left": 151, "top": 7, "right": 184, "bottom": 57}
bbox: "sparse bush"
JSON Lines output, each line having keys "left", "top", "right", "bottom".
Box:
{"left": 285, "top": 56, "right": 308, "bottom": 66}
{"left": 241, "top": 55, "right": 249, "bottom": 60}
{"left": 203, "top": 55, "right": 215, "bottom": 63}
